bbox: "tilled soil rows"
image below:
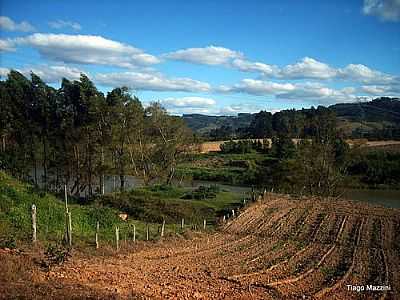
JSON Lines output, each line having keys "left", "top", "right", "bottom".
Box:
{"left": 1, "top": 195, "right": 399, "bottom": 299}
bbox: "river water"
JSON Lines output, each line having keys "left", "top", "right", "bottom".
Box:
{"left": 105, "top": 176, "right": 400, "bottom": 209}
{"left": 29, "top": 169, "right": 400, "bottom": 208}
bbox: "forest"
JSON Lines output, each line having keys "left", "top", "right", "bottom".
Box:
{"left": 0, "top": 70, "right": 194, "bottom": 197}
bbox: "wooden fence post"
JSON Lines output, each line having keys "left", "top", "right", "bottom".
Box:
{"left": 146, "top": 224, "right": 149, "bottom": 241}
{"left": 32, "top": 204, "right": 37, "bottom": 243}
{"left": 64, "top": 185, "right": 69, "bottom": 245}
{"left": 67, "top": 212, "right": 72, "bottom": 247}
{"left": 64, "top": 184, "right": 68, "bottom": 211}
{"left": 95, "top": 221, "right": 99, "bottom": 249}
{"left": 133, "top": 224, "right": 136, "bottom": 242}
{"left": 181, "top": 218, "right": 184, "bottom": 229}
{"left": 115, "top": 226, "right": 119, "bottom": 251}
{"left": 161, "top": 219, "right": 165, "bottom": 238}
{"left": 203, "top": 219, "right": 206, "bottom": 230}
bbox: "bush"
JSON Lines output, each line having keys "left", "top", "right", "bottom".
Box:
{"left": 181, "top": 185, "right": 220, "bottom": 200}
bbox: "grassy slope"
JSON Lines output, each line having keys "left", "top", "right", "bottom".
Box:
{"left": 0, "top": 172, "right": 182, "bottom": 246}
{"left": 0, "top": 171, "right": 244, "bottom": 247}
{"left": 98, "top": 184, "right": 244, "bottom": 225}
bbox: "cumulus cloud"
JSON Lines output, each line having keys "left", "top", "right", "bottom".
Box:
{"left": 164, "top": 46, "right": 243, "bottom": 65}
{"left": 158, "top": 97, "right": 217, "bottom": 115}
{"left": 0, "top": 39, "right": 15, "bottom": 51}
{"left": 338, "top": 64, "right": 396, "bottom": 84}
{"left": 217, "top": 79, "right": 295, "bottom": 95}
{"left": 164, "top": 47, "right": 396, "bottom": 85}
{"left": 48, "top": 20, "right": 82, "bottom": 31}
{"left": 160, "top": 97, "right": 216, "bottom": 108}
{"left": 279, "top": 57, "right": 338, "bottom": 79}
{"left": 363, "top": 0, "right": 400, "bottom": 22}
{"left": 231, "top": 59, "right": 278, "bottom": 76}
{"left": 276, "top": 82, "right": 357, "bottom": 104}
{"left": 94, "top": 71, "right": 211, "bottom": 92}
{"left": 164, "top": 45, "right": 279, "bottom": 76}
{"left": 361, "top": 83, "right": 400, "bottom": 95}
{"left": 217, "top": 79, "right": 359, "bottom": 104}
{"left": 11, "top": 33, "right": 159, "bottom": 68}
{"left": 277, "top": 57, "right": 397, "bottom": 85}
{"left": 0, "top": 16, "right": 36, "bottom": 32}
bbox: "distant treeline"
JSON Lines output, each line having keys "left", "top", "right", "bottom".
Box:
{"left": 183, "top": 97, "right": 400, "bottom": 141}
{"left": 0, "top": 71, "right": 193, "bottom": 197}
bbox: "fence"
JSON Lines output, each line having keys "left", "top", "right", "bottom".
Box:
{"left": 29, "top": 187, "right": 272, "bottom": 250}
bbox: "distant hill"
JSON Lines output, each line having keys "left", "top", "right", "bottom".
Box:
{"left": 183, "top": 97, "right": 400, "bottom": 140}
{"left": 182, "top": 113, "right": 254, "bottom": 135}
{"left": 330, "top": 97, "right": 400, "bottom": 138}
{"left": 330, "top": 97, "right": 400, "bottom": 123}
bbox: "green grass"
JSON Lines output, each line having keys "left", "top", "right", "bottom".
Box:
{"left": 97, "top": 184, "right": 244, "bottom": 226}
{"left": 0, "top": 172, "right": 181, "bottom": 247}
{"left": 177, "top": 152, "right": 272, "bottom": 185}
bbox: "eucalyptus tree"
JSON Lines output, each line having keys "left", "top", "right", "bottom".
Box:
{"left": 140, "top": 102, "right": 192, "bottom": 185}
{"left": 107, "top": 87, "right": 143, "bottom": 191}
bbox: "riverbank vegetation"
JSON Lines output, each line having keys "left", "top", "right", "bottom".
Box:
{"left": 0, "top": 171, "right": 246, "bottom": 247}
{"left": 0, "top": 71, "right": 194, "bottom": 198}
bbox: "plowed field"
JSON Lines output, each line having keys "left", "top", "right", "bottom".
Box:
{"left": 1, "top": 194, "right": 399, "bottom": 299}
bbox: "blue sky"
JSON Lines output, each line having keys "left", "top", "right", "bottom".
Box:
{"left": 1, "top": 0, "right": 399, "bottom": 115}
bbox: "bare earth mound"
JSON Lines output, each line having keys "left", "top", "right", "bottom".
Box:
{"left": 1, "top": 195, "right": 399, "bottom": 299}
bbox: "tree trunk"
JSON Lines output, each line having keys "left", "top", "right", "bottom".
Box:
{"left": 120, "top": 174, "right": 125, "bottom": 192}
{"left": 43, "top": 137, "right": 48, "bottom": 191}
{"left": 100, "top": 146, "right": 105, "bottom": 195}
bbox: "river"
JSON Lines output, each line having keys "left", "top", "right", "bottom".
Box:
{"left": 29, "top": 170, "right": 400, "bottom": 208}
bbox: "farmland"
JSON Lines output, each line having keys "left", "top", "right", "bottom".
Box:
{"left": 1, "top": 194, "right": 398, "bottom": 299}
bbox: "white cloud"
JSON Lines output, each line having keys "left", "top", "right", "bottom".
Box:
{"left": 164, "top": 47, "right": 397, "bottom": 86}
{"left": 12, "top": 33, "right": 159, "bottom": 68}
{"left": 48, "top": 20, "right": 82, "bottom": 31}
{"left": 361, "top": 83, "right": 400, "bottom": 95}
{"left": 363, "top": 0, "right": 400, "bottom": 22}
{"left": 94, "top": 71, "right": 211, "bottom": 92}
{"left": 0, "top": 16, "right": 35, "bottom": 32}
{"left": 164, "top": 45, "right": 279, "bottom": 76}
{"left": 276, "top": 83, "right": 357, "bottom": 104}
{"left": 338, "top": 64, "right": 396, "bottom": 84}
{"left": 279, "top": 57, "right": 338, "bottom": 79}
{"left": 231, "top": 59, "right": 278, "bottom": 76}
{"left": 217, "top": 79, "right": 295, "bottom": 95}
{"left": 158, "top": 97, "right": 217, "bottom": 115}
{"left": 160, "top": 97, "right": 216, "bottom": 108}
{"left": 0, "top": 39, "right": 15, "bottom": 51}
{"left": 164, "top": 45, "right": 242, "bottom": 65}
{"left": 218, "top": 79, "right": 359, "bottom": 104}
{"left": 0, "top": 67, "right": 10, "bottom": 78}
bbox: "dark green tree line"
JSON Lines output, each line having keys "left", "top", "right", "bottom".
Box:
{"left": 0, "top": 71, "right": 193, "bottom": 198}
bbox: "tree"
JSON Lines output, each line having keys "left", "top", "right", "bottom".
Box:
{"left": 271, "top": 134, "right": 296, "bottom": 160}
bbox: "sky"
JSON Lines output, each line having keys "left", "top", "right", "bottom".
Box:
{"left": 0, "top": 0, "right": 399, "bottom": 115}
